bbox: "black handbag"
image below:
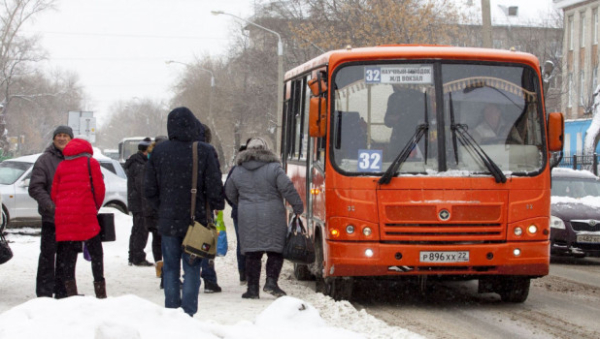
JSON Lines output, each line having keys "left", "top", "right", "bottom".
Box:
{"left": 0, "top": 232, "right": 13, "bottom": 265}
{"left": 97, "top": 213, "right": 116, "bottom": 242}
{"left": 88, "top": 158, "right": 116, "bottom": 242}
{"left": 283, "top": 216, "right": 315, "bottom": 264}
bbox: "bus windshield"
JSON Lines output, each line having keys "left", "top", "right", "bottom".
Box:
{"left": 332, "top": 62, "right": 544, "bottom": 176}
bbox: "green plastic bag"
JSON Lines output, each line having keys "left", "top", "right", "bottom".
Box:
{"left": 216, "top": 211, "right": 228, "bottom": 257}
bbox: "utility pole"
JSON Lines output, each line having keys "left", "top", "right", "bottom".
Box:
{"left": 481, "top": 0, "right": 492, "bottom": 48}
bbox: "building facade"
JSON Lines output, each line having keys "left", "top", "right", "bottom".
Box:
{"left": 555, "top": 0, "right": 600, "bottom": 118}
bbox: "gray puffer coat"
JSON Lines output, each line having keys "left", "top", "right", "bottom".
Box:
{"left": 225, "top": 148, "right": 303, "bottom": 254}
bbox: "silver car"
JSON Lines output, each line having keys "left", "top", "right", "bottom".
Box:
{"left": 0, "top": 153, "right": 128, "bottom": 227}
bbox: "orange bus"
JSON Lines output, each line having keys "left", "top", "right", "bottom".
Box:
{"left": 280, "top": 45, "right": 564, "bottom": 303}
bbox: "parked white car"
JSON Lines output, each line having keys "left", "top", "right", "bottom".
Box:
{"left": 0, "top": 153, "right": 128, "bottom": 227}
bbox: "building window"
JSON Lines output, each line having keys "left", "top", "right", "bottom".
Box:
{"left": 569, "top": 15, "right": 574, "bottom": 50}
{"left": 594, "top": 9, "right": 598, "bottom": 45}
{"left": 581, "top": 12, "right": 586, "bottom": 48}
{"left": 580, "top": 71, "right": 586, "bottom": 106}
{"left": 568, "top": 72, "right": 573, "bottom": 108}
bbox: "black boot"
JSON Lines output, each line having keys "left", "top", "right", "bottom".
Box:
{"left": 64, "top": 280, "right": 79, "bottom": 297}
{"left": 263, "top": 277, "right": 286, "bottom": 297}
{"left": 242, "top": 284, "right": 260, "bottom": 299}
{"left": 93, "top": 280, "right": 107, "bottom": 299}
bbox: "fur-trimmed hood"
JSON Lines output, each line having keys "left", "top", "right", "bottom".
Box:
{"left": 236, "top": 148, "right": 280, "bottom": 171}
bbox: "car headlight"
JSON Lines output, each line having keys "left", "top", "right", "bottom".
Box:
{"left": 550, "top": 216, "right": 565, "bottom": 230}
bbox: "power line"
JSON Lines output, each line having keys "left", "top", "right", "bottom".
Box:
{"left": 22, "top": 30, "right": 229, "bottom": 41}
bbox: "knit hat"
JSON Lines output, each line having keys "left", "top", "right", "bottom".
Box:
{"left": 138, "top": 137, "right": 152, "bottom": 151}
{"left": 53, "top": 125, "right": 74, "bottom": 140}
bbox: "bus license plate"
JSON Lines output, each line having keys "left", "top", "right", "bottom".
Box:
{"left": 577, "top": 234, "right": 600, "bottom": 243}
{"left": 420, "top": 251, "right": 469, "bottom": 263}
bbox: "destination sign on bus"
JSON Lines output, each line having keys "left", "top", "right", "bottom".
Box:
{"left": 365, "top": 65, "right": 433, "bottom": 85}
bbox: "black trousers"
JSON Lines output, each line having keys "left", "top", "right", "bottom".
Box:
{"left": 128, "top": 212, "right": 149, "bottom": 264}
{"left": 245, "top": 251, "right": 283, "bottom": 286}
{"left": 57, "top": 234, "right": 104, "bottom": 282}
{"left": 145, "top": 216, "right": 162, "bottom": 262}
{"left": 36, "top": 221, "right": 68, "bottom": 298}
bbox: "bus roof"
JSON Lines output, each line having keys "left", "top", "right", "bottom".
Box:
{"left": 284, "top": 45, "right": 541, "bottom": 80}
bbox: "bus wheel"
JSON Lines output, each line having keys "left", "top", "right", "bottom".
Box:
{"left": 293, "top": 263, "right": 314, "bottom": 281}
{"left": 497, "top": 277, "right": 530, "bottom": 303}
{"left": 324, "top": 277, "right": 354, "bottom": 301}
{"left": 314, "top": 235, "right": 326, "bottom": 293}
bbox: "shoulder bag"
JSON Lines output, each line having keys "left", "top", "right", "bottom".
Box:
{"left": 88, "top": 157, "right": 116, "bottom": 242}
{"left": 182, "top": 141, "right": 218, "bottom": 260}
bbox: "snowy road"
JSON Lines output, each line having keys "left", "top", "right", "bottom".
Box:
{"left": 3, "top": 206, "right": 600, "bottom": 338}
{"left": 348, "top": 257, "right": 600, "bottom": 339}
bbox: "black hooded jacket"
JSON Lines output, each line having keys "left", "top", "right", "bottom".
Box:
{"left": 123, "top": 151, "right": 147, "bottom": 213}
{"left": 144, "top": 107, "right": 224, "bottom": 237}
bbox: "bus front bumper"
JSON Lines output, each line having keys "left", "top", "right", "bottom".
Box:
{"left": 324, "top": 240, "right": 549, "bottom": 278}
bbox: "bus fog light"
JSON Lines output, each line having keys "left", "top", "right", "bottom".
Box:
{"left": 514, "top": 227, "right": 523, "bottom": 236}
{"left": 346, "top": 225, "right": 355, "bottom": 234}
{"left": 528, "top": 225, "right": 538, "bottom": 234}
{"left": 363, "top": 227, "right": 372, "bottom": 236}
{"left": 513, "top": 248, "right": 521, "bottom": 256}
{"left": 365, "top": 249, "right": 374, "bottom": 257}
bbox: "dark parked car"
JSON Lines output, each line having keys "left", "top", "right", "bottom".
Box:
{"left": 550, "top": 168, "right": 600, "bottom": 258}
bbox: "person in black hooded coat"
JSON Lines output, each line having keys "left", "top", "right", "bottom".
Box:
{"left": 144, "top": 107, "right": 224, "bottom": 317}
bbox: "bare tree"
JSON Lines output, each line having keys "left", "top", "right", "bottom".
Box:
{"left": 0, "top": 0, "right": 57, "bottom": 153}
{"left": 96, "top": 97, "right": 167, "bottom": 151}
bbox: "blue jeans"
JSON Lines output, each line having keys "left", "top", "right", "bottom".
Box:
{"left": 201, "top": 258, "right": 217, "bottom": 284}
{"left": 161, "top": 236, "right": 201, "bottom": 316}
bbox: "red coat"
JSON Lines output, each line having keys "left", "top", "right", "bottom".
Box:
{"left": 51, "top": 139, "right": 106, "bottom": 242}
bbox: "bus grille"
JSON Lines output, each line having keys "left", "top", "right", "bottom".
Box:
{"left": 382, "top": 223, "right": 503, "bottom": 243}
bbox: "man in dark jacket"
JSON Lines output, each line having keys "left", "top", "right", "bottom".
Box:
{"left": 145, "top": 107, "right": 224, "bottom": 317}
{"left": 124, "top": 137, "right": 153, "bottom": 266}
{"left": 28, "top": 125, "right": 73, "bottom": 298}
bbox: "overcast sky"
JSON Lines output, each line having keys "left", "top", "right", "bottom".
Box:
{"left": 23, "top": 0, "right": 557, "bottom": 127}
{"left": 25, "top": 0, "right": 255, "bottom": 126}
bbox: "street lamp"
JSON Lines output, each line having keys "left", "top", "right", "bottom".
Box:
{"left": 211, "top": 10, "right": 283, "bottom": 153}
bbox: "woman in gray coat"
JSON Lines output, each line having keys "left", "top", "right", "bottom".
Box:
{"left": 225, "top": 137, "right": 304, "bottom": 299}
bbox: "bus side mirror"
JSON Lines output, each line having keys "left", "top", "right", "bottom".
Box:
{"left": 309, "top": 97, "right": 327, "bottom": 137}
{"left": 308, "top": 74, "right": 327, "bottom": 96}
{"left": 548, "top": 112, "right": 564, "bottom": 152}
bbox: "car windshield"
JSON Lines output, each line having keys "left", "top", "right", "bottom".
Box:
{"left": 552, "top": 178, "right": 600, "bottom": 198}
{"left": 331, "top": 61, "right": 544, "bottom": 176}
{"left": 0, "top": 161, "right": 32, "bottom": 185}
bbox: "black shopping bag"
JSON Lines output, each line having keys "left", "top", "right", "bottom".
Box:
{"left": 283, "top": 216, "right": 315, "bottom": 264}
{"left": 0, "top": 232, "right": 13, "bottom": 264}
{"left": 97, "top": 213, "right": 116, "bottom": 242}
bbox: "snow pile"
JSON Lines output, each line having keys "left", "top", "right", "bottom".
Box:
{"left": 0, "top": 207, "right": 424, "bottom": 339}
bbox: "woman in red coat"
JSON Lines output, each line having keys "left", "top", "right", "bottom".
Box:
{"left": 51, "top": 138, "right": 107, "bottom": 298}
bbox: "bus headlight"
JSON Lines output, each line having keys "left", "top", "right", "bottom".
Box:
{"left": 550, "top": 216, "right": 565, "bottom": 230}
{"left": 513, "top": 248, "right": 521, "bottom": 256}
{"left": 514, "top": 227, "right": 523, "bottom": 236}
{"left": 365, "top": 249, "right": 374, "bottom": 257}
{"left": 363, "top": 227, "right": 372, "bottom": 236}
{"left": 346, "top": 225, "right": 355, "bottom": 234}
{"left": 527, "top": 224, "right": 538, "bottom": 234}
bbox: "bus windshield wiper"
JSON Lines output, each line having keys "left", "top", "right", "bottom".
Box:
{"left": 378, "top": 123, "right": 429, "bottom": 185}
{"left": 451, "top": 124, "right": 507, "bottom": 184}
{"left": 448, "top": 92, "right": 506, "bottom": 184}
{"left": 379, "top": 92, "right": 429, "bottom": 185}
